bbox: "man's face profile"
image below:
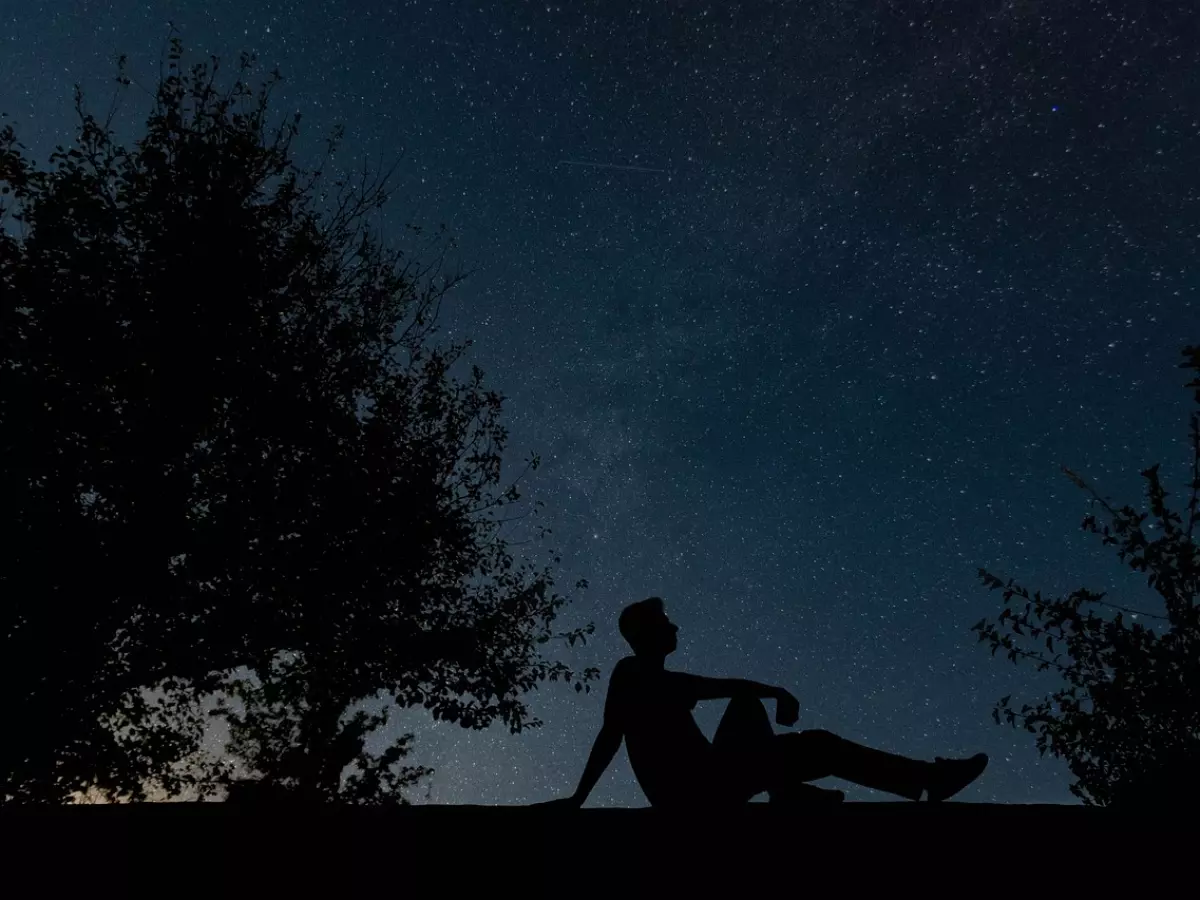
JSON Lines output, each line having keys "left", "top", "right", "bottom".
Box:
{"left": 646, "top": 608, "right": 679, "bottom": 657}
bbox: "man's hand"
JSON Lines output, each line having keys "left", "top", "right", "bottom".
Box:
{"left": 531, "top": 794, "right": 583, "bottom": 811}
{"left": 774, "top": 689, "right": 800, "bottom": 727}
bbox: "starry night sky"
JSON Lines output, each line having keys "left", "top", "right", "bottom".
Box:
{"left": 4, "top": 1, "right": 1198, "bottom": 806}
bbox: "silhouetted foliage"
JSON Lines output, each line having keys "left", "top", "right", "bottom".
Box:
{"left": 1, "top": 38, "right": 598, "bottom": 805}
{"left": 973, "top": 345, "right": 1200, "bottom": 807}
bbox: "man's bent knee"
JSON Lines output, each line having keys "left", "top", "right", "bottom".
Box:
{"left": 725, "top": 694, "right": 771, "bottom": 733}
{"left": 714, "top": 694, "right": 773, "bottom": 751}
{"left": 728, "top": 694, "right": 768, "bottom": 714}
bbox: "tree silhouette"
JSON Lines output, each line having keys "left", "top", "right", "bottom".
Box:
{"left": 1, "top": 38, "right": 597, "bottom": 805}
{"left": 973, "top": 345, "right": 1200, "bottom": 807}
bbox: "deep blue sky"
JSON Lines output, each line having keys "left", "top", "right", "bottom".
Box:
{"left": 4, "top": 1, "right": 1197, "bottom": 805}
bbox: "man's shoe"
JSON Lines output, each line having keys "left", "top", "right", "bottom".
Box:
{"left": 925, "top": 753, "right": 988, "bottom": 802}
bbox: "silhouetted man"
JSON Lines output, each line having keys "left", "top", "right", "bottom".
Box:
{"left": 548, "top": 597, "right": 988, "bottom": 809}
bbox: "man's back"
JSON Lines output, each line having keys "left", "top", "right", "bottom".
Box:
{"left": 605, "top": 656, "right": 713, "bottom": 806}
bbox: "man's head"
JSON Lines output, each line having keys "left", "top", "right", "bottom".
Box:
{"left": 618, "top": 596, "right": 678, "bottom": 658}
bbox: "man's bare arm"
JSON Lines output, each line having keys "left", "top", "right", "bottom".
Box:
{"left": 569, "top": 723, "right": 622, "bottom": 805}
{"left": 682, "top": 674, "right": 784, "bottom": 701}
{"left": 676, "top": 674, "right": 800, "bottom": 726}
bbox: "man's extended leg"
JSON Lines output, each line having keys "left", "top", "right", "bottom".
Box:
{"left": 772, "top": 730, "right": 987, "bottom": 801}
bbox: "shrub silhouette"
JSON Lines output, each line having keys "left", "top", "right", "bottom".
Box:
{"left": 0, "top": 38, "right": 597, "bottom": 805}
{"left": 973, "top": 345, "right": 1200, "bottom": 807}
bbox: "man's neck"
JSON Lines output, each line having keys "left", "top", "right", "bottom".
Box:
{"left": 635, "top": 653, "right": 667, "bottom": 670}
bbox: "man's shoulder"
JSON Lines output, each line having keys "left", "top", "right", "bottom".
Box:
{"left": 612, "top": 657, "right": 696, "bottom": 676}
{"left": 608, "top": 656, "right": 646, "bottom": 690}
{"left": 610, "top": 655, "right": 638, "bottom": 678}
{"left": 610, "top": 658, "right": 698, "bottom": 689}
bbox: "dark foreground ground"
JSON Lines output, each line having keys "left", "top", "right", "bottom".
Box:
{"left": 1, "top": 802, "right": 1185, "bottom": 894}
